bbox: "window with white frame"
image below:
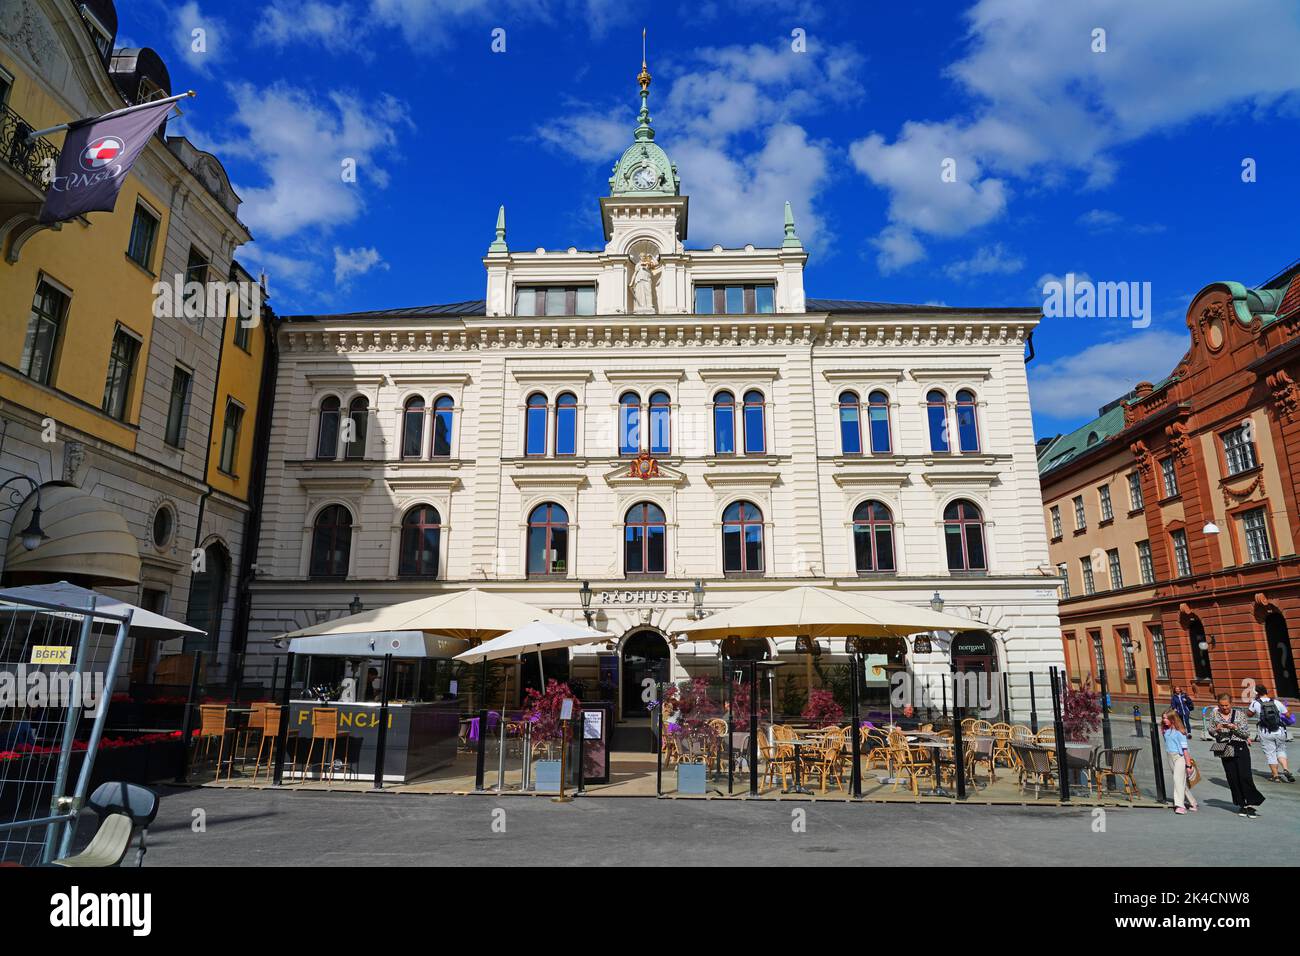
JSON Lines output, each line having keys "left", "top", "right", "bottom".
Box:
{"left": 1137, "top": 539, "right": 1155, "bottom": 585}
{"left": 1058, "top": 563, "right": 1070, "bottom": 599}
{"left": 1099, "top": 485, "right": 1114, "bottom": 522}
{"left": 1050, "top": 505, "right": 1062, "bottom": 539}
{"left": 1160, "top": 457, "right": 1179, "bottom": 499}
{"left": 1127, "top": 471, "right": 1144, "bottom": 512}
{"left": 1080, "top": 555, "right": 1096, "bottom": 595}
{"left": 1221, "top": 425, "right": 1258, "bottom": 477}
{"left": 1150, "top": 626, "right": 1170, "bottom": 681}
{"left": 1241, "top": 507, "right": 1272, "bottom": 563}
{"left": 1170, "top": 529, "right": 1192, "bottom": 577}
{"left": 1107, "top": 548, "right": 1123, "bottom": 589}
{"left": 1073, "top": 495, "right": 1086, "bottom": 531}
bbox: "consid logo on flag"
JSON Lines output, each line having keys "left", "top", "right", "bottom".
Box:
{"left": 34, "top": 92, "right": 194, "bottom": 224}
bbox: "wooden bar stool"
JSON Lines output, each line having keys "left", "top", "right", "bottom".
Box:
{"left": 251, "top": 705, "right": 299, "bottom": 782}
{"left": 195, "top": 704, "right": 234, "bottom": 778}
{"left": 302, "top": 708, "right": 351, "bottom": 782}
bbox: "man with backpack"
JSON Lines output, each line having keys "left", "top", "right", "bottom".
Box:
{"left": 1249, "top": 683, "right": 1294, "bottom": 783}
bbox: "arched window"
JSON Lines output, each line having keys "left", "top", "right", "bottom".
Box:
{"left": 527, "top": 502, "right": 569, "bottom": 576}
{"left": 868, "top": 390, "right": 892, "bottom": 453}
{"left": 344, "top": 396, "right": 368, "bottom": 460}
{"left": 399, "top": 505, "right": 441, "bottom": 577}
{"left": 183, "top": 542, "right": 229, "bottom": 654}
{"left": 649, "top": 391, "right": 671, "bottom": 455}
{"left": 316, "top": 396, "right": 340, "bottom": 460}
{"left": 955, "top": 389, "right": 980, "bottom": 453}
{"left": 400, "top": 397, "right": 424, "bottom": 459}
{"left": 927, "top": 390, "right": 950, "bottom": 454}
{"left": 625, "top": 502, "right": 667, "bottom": 575}
{"left": 618, "top": 391, "right": 641, "bottom": 455}
{"left": 713, "top": 391, "right": 736, "bottom": 455}
{"left": 432, "top": 395, "right": 454, "bottom": 458}
{"left": 555, "top": 392, "right": 577, "bottom": 456}
{"left": 838, "top": 391, "right": 862, "bottom": 455}
{"left": 525, "top": 393, "right": 548, "bottom": 456}
{"left": 310, "top": 505, "right": 352, "bottom": 577}
{"left": 743, "top": 390, "right": 766, "bottom": 454}
{"left": 852, "top": 500, "right": 895, "bottom": 573}
{"left": 722, "top": 500, "right": 764, "bottom": 574}
{"left": 943, "top": 499, "right": 986, "bottom": 572}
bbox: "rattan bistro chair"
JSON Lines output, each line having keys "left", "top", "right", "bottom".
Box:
{"left": 302, "top": 708, "right": 352, "bottom": 782}
{"left": 1094, "top": 747, "right": 1141, "bottom": 801}
{"left": 1012, "top": 744, "right": 1055, "bottom": 799}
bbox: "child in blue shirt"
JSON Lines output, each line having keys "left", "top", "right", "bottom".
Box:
{"left": 1162, "top": 710, "right": 1198, "bottom": 814}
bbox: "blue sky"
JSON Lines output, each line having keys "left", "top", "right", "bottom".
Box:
{"left": 120, "top": 0, "right": 1300, "bottom": 439}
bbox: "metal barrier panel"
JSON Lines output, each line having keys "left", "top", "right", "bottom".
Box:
{"left": 0, "top": 599, "right": 130, "bottom": 865}
{"left": 659, "top": 676, "right": 728, "bottom": 796}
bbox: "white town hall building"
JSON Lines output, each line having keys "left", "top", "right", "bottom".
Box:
{"left": 244, "top": 62, "right": 1064, "bottom": 721}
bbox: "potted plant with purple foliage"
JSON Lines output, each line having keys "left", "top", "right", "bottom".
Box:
{"left": 1061, "top": 685, "right": 1102, "bottom": 742}
{"left": 662, "top": 678, "right": 721, "bottom": 794}
{"left": 802, "top": 688, "right": 845, "bottom": 728}
{"left": 522, "top": 679, "right": 578, "bottom": 792}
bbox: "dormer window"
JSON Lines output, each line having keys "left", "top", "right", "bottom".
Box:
{"left": 693, "top": 284, "right": 775, "bottom": 315}
{"left": 79, "top": 5, "right": 114, "bottom": 61}
{"left": 514, "top": 285, "right": 596, "bottom": 316}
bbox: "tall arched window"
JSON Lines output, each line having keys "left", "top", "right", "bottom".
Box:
{"left": 618, "top": 391, "right": 641, "bottom": 455}
{"left": 743, "top": 390, "right": 766, "bottom": 454}
{"left": 399, "top": 505, "right": 441, "bottom": 577}
{"left": 722, "top": 500, "right": 764, "bottom": 574}
{"left": 713, "top": 391, "right": 736, "bottom": 455}
{"left": 527, "top": 502, "right": 569, "bottom": 576}
{"left": 838, "top": 391, "right": 862, "bottom": 455}
{"left": 649, "top": 391, "right": 671, "bottom": 455}
{"left": 555, "top": 392, "right": 577, "bottom": 456}
{"left": 310, "top": 505, "right": 352, "bottom": 577}
{"left": 853, "top": 500, "right": 895, "bottom": 573}
{"left": 525, "top": 393, "right": 548, "bottom": 456}
{"left": 943, "top": 499, "right": 986, "bottom": 572}
{"left": 401, "top": 396, "right": 424, "bottom": 459}
{"left": 927, "top": 390, "right": 950, "bottom": 454}
{"left": 625, "top": 502, "right": 666, "bottom": 575}
{"left": 316, "top": 396, "right": 340, "bottom": 460}
{"left": 432, "top": 395, "right": 454, "bottom": 458}
{"left": 955, "top": 389, "right": 980, "bottom": 453}
{"left": 183, "top": 542, "right": 230, "bottom": 654}
{"left": 344, "top": 396, "right": 368, "bottom": 460}
{"left": 868, "top": 390, "right": 892, "bottom": 453}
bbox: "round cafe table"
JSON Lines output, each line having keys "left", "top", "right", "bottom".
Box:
{"left": 780, "top": 738, "right": 820, "bottom": 795}
{"left": 911, "top": 740, "right": 956, "bottom": 796}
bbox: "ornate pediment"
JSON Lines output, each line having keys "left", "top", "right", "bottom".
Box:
{"left": 603, "top": 452, "right": 686, "bottom": 488}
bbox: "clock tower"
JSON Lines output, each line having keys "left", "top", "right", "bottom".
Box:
{"left": 598, "top": 33, "right": 689, "bottom": 313}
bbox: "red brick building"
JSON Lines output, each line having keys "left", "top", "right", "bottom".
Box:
{"left": 1039, "top": 263, "right": 1300, "bottom": 707}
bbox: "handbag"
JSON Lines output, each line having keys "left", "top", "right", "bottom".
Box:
{"left": 1186, "top": 759, "right": 1201, "bottom": 788}
{"left": 1210, "top": 739, "right": 1230, "bottom": 757}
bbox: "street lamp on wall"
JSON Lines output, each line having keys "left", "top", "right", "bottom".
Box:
{"left": 692, "top": 579, "right": 705, "bottom": 620}
{"left": 1, "top": 476, "right": 46, "bottom": 551}
{"left": 929, "top": 591, "right": 944, "bottom": 613}
{"left": 579, "top": 579, "right": 593, "bottom": 627}
{"left": 348, "top": 594, "right": 364, "bottom": 615}
{"left": 1203, "top": 521, "right": 1220, "bottom": 535}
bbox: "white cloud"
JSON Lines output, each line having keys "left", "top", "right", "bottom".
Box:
{"left": 539, "top": 39, "right": 862, "bottom": 248}
{"left": 214, "top": 83, "right": 411, "bottom": 241}
{"left": 871, "top": 225, "right": 926, "bottom": 273}
{"left": 169, "top": 1, "right": 227, "bottom": 74}
{"left": 334, "top": 246, "right": 389, "bottom": 286}
{"left": 1076, "top": 209, "right": 1123, "bottom": 232}
{"left": 255, "top": 1, "right": 360, "bottom": 52}
{"left": 944, "top": 242, "right": 1024, "bottom": 281}
{"left": 851, "top": 0, "right": 1300, "bottom": 265}
{"left": 1028, "top": 330, "right": 1188, "bottom": 420}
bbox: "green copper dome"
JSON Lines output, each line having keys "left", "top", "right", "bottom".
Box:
{"left": 608, "top": 46, "right": 679, "bottom": 197}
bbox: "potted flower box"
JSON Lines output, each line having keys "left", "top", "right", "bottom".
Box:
{"left": 521, "top": 679, "right": 578, "bottom": 794}
{"left": 676, "top": 759, "right": 707, "bottom": 794}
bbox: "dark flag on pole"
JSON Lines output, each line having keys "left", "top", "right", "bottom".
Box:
{"left": 38, "top": 97, "right": 179, "bottom": 224}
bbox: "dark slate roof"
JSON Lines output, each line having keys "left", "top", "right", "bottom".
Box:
{"left": 805, "top": 298, "right": 1036, "bottom": 315}
{"left": 282, "top": 297, "right": 1039, "bottom": 323}
{"left": 281, "top": 300, "right": 487, "bottom": 322}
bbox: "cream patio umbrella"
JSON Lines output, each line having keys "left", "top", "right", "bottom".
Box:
{"left": 672, "top": 585, "right": 999, "bottom": 642}
{"left": 278, "top": 588, "right": 578, "bottom": 711}
{"left": 278, "top": 588, "right": 574, "bottom": 643}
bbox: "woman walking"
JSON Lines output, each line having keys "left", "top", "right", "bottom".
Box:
{"left": 1161, "top": 710, "right": 1198, "bottom": 814}
{"left": 1208, "top": 692, "right": 1265, "bottom": 818}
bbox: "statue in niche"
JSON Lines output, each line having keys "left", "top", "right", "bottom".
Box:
{"left": 629, "top": 252, "right": 660, "bottom": 314}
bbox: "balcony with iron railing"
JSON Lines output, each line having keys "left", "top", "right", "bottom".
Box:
{"left": 0, "top": 101, "right": 61, "bottom": 201}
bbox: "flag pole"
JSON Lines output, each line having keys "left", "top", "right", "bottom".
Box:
{"left": 25, "top": 90, "right": 195, "bottom": 142}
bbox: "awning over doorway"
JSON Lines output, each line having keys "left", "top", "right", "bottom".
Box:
{"left": 4, "top": 484, "right": 141, "bottom": 587}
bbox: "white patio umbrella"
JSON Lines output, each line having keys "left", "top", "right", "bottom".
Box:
{"left": 0, "top": 580, "right": 203, "bottom": 638}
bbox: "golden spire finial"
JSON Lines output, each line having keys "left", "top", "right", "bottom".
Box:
{"left": 638, "top": 28, "right": 651, "bottom": 92}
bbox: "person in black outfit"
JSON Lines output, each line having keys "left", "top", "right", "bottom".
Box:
{"left": 1208, "top": 692, "right": 1265, "bottom": 818}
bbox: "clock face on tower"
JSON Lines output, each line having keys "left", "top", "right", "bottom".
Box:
{"left": 632, "top": 164, "right": 659, "bottom": 189}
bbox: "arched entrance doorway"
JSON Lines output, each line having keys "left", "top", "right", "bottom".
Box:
{"left": 621, "top": 629, "right": 669, "bottom": 718}
{"left": 1265, "top": 612, "right": 1298, "bottom": 699}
